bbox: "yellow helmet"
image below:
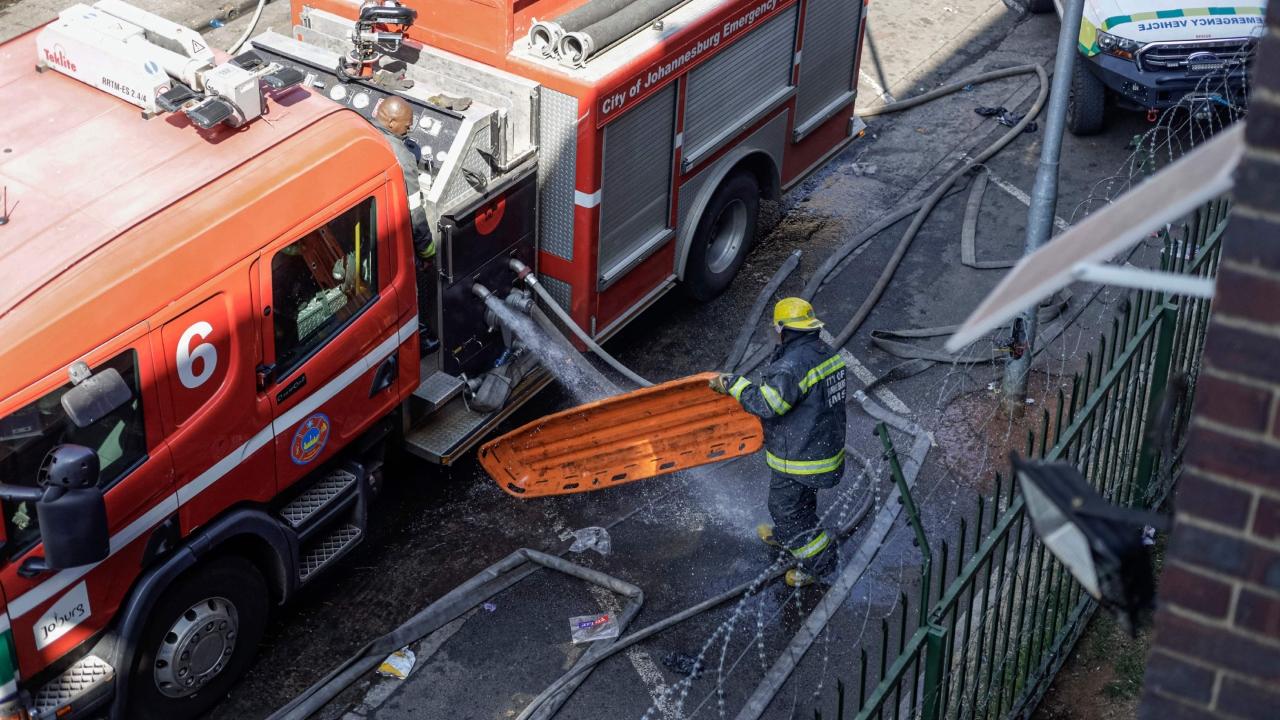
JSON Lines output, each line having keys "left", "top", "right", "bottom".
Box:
{"left": 773, "top": 297, "right": 823, "bottom": 331}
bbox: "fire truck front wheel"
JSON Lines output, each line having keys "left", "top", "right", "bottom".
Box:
{"left": 127, "top": 556, "right": 269, "bottom": 719}
{"left": 685, "top": 172, "right": 759, "bottom": 301}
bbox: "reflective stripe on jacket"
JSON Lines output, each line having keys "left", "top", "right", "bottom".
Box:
{"left": 729, "top": 331, "right": 848, "bottom": 486}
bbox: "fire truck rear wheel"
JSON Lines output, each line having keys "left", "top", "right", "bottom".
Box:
{"left": 684, "top": 172, "right": 760, "bottom": 301}
{"left": 128, "top": 556, "right": 269, "bottom": 720}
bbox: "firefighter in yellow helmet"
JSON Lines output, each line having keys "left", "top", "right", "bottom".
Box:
{"left": 710, "top": 298, "right": 848, "bottom": 586}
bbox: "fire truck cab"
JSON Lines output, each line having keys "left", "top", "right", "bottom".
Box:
{"left": 0, "top": 0, "right": 867, "bottom": 716}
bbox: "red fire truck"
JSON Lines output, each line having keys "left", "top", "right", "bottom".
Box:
{"left": 0, "top": 0, "right": 867, "bottom": 716}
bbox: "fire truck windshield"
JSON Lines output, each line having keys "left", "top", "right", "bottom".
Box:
{"left": 0, "top": 351, "right": 146, "bottom": 555}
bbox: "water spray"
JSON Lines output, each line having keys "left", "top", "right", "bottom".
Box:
{"left": 508, "top": 258, "right": 653, "bottom": 388}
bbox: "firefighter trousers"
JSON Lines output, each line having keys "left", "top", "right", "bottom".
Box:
{"left": 768, "top": 470, "right": 836, "bottom": 574}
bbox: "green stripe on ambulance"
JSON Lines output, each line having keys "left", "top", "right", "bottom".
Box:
{"left": 1102, "top": 6, "right": 1264, "bottom": 31}
{"left": 1080, "top": 6, "right": 1263, "bottom": 56}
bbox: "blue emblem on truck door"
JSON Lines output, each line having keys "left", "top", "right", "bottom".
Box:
{"left": 290, "top": 413, "right": 330, "bottom": 465}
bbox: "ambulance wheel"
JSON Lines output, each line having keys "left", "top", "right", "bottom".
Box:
{"left": 1068, "top": 53, "right": 1107, "bottom": 136}
{"left": 685, "top": 172, "right": 759, "bottom": 301}
{"left": 127, "top": 556, "right": 269, "bottom": 720}
{"left": 1026, "top": 0, "right": 1055, "bottom": 13}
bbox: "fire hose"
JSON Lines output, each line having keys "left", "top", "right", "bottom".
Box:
{"left": 528, "top": 0, "right": 634, "bottom": 55}
{"left": 508, "top": 258, "right": 655, "bottom": 388}
{"left": 267, "top": 447, "right": 879, "bottom": 720}
{"left": 225, "top": 0, "right": 268, "bottom": 54}
{"left": 272, "top": 58, "right": 1059, "bottom": 720}
{"left": 557, "top": 0, "right": 688, "bottom": 65}
{"left": 735, "top": 63, "right": 1051, "bottom": 377}
{"left": 512, "top": 66, "right": 1051, "bottom": 719}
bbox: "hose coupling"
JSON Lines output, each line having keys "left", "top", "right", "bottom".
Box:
{"left": 507, "top": 257, "right": 536, "bottom": 284}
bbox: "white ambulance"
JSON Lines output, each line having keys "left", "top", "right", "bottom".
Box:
{"left": 1031, "top": 0, "right": 1267, "bottom": 133}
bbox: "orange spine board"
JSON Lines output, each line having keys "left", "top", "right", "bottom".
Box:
{"left": 479, "top": 372, "right": 763, "bottom": 498}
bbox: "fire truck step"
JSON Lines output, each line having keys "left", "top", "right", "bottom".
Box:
{"left": 412, "top": 367, "right": 466, "bottom": 410}
{"left": 403, "top": 396, "right": 494, "bottom": 464}
{"left": 405, "top": 369, "right": 554, "bottom": 465}
{"left": 32, "top": 654, "right": 115, "bottom": 719}
{"left": 298, "top": 523, "right": 362, "bottom": 582}
{"left": 278, "top": 467, "right": 359, "bottom": 529}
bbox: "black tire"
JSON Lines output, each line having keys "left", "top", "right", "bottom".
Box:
{"left": 1067, "top": 53, "right": 1107, "bottom": 136}
{"left": 1026, "top": 0, "right": 1055, "bottom": 13}
{"left": 126, "top": 556, "right": 269, "bottom": 720}
{"left": 684, "top": 172, "right": 759, "bottom": 302}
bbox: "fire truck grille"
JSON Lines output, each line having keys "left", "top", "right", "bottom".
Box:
{"left": 1136, "top": 38, "right": 1256, "bottom": 74}
{"left": 299, "top": 524, "right": 362, "bottom": 581}
{"left": 279, "top": 468, "right": 359, "bottom": 528}
{"left": 33, "top": 654, "right": 115, "bottom": 715}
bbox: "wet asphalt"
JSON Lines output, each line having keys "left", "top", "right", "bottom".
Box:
{"left": 201, "top": 3, "right": 1169, "bottom": 717}
{"left": 0, "top": 1, "right": 1171, "bottom": 718}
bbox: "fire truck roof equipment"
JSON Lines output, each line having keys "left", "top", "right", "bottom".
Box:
{"left": 479, "top": 372, "right": 763, "bottom": 497}
{"left": 0, "top": 27, "right": 342, "bottom": 375}
{"left": 35, "top": 1, "right": 303, "bottom": 128}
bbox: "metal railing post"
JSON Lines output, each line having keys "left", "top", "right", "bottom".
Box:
{"left": 1132, "top": 304, "right": 1179, "bottom": 506}
{"left": 877, "top": 423, "right": 932, "bottom": 626}
{"left": 921, "top": 624, "right": 948, "bottom": 720}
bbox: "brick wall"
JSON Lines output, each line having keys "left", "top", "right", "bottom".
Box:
{"left": 1139, "top": 6, "right": 1280, "bottom": 718}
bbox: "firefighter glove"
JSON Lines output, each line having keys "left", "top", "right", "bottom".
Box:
{"left": 709, "top": 373, "right": 734, "bottom": 395}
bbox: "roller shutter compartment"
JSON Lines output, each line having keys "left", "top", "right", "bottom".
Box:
{"left": 598, "top": 84, "right": 676, "bottom": 286}
{"left": 794, "top": 0, "right": 862, "bottom": 139}
{"left": 683, "top": 6, "right": 798, "bottom": 163}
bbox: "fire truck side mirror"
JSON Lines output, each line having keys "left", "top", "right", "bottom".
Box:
{"left": 61, "top": 366, "right": 132, "bottom": 429}
{"left": 0, "top": 445, "right": 110, "bottom": 574}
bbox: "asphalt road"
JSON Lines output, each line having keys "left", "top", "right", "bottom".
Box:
{"left": 0, "top": 1, "right": 1174, "bottom": 718}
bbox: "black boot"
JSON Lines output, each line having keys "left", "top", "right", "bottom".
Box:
{"left": 419, "top": 324, "right": 440, "bottom": 355}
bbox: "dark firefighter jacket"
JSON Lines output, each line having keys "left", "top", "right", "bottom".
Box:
{"left": 380, "top": 128, "right": 434, "bottom": 259}
{"left": 728, "top": 330, "right": 848, "bottom": 487}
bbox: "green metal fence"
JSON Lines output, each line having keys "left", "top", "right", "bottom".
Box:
{"left": 820, "top": 198, "right": 1227, "bottom": 720}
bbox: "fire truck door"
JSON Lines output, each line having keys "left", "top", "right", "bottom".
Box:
{"left": 159, "top": 258, "right": 276, "bottom": 529}
{"left": 259, "top": 186, "right": 404, "bottom": 490}
{"left": 0, "top": 327, "right": 175, "bottom": 673}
